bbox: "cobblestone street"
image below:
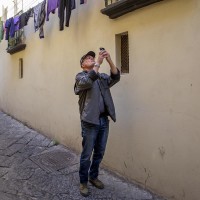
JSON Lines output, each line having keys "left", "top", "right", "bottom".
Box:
{"left": 0, "top": 111, "right": 165, "bottom": 200}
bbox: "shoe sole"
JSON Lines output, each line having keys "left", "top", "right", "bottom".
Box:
{"left": 80, "top": 191, "right": 89, "bottom": 197}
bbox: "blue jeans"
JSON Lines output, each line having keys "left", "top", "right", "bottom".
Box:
{"left": 79, "top": 116, "right": 109, "bottom": 183}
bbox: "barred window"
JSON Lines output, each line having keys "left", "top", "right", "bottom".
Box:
{"left": 116, "top": 32, "right": 129, "bottom": 74}
{"left": 19, "top": 58, "right": 23, "bottom": 79}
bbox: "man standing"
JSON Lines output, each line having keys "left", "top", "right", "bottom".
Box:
{"left": 74, "top": 49, "right": 120, "bottom": 197}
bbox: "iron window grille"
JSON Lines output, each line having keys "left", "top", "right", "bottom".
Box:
{"left": 116, "top": 32, "right": 129, "bottom": 74}
{"left": 121, "top": 33, "right": 129, "bottom": 73}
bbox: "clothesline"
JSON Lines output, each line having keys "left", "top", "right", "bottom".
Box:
{"left": 23, "top": 0, "right": 44, "bottom": 13}
{"left": 1, "top": 0, "right": 44, "bottom": 19}
{"left": 0, "top": 0, "right": 87, "bottom": 43}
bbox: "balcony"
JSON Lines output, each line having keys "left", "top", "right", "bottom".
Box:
{"left": 101, "top": 0, "right": 164, "bottom": 19}
{"left": 7, "top": 29, "right": 26, "bottom": 55}
{"left": 7, "top": 11, "right": 26, "bottom": 55}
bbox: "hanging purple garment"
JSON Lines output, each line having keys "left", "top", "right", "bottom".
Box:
{"left": 14, "top": 16, "right": 20, "bottom": 31}
{"left": 46, "top": 0, "right": 59, "bottom": 21}
{"left": 5, "top": 18, "right": 15, "bottom": 40}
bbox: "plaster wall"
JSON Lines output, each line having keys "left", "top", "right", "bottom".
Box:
{"left": 0, "top": 0, "right": 200, "bottom": 199}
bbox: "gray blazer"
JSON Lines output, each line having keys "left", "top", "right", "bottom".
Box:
{"left": 74, "top": 69, "right": 120, "bottom": 125}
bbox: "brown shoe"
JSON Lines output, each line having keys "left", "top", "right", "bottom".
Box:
{"left": 80, "top": 183, "right": 89, "bottom": 197}
{"left": 89, "top": 178, "right": 104, "bottom": 189}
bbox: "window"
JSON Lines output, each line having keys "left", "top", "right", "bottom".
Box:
{"left": 116, "top": 32, "right": 129, "bottom": 74}
{"left": 19, "top": 58, "right": 23, "bottom": 79}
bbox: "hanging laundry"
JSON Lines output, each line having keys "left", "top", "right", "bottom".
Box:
{"left": 5, "top": 18, "right": 15, "bottom": 40}
{"left": 46, "top": 0, "right": 59, "bottom": 21}
{"left": 58, "top": 0, "right": 75, "bottom": 31}
{"left": 71, "top": 0, "right": 76, "bottom": 9}
{"left": 80, "top": 0, "right": 87, "bottom": 4}
{"left": 0, "top": 17, "right": 4, "bottom": 42}
{"left": 19, "top": 8, "right": 33, "bottom": 29}
{"left": 14, "top": 16, "right": 20, "bottom": 31}
{"left": 33, "top": 0, "right": 46, "bottom": 39}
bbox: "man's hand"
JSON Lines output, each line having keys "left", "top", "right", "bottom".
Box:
{"left": 95, "top": 49, "right": 118, "bottom": 75}
{"left": 96, "top": 50, "right": 112, "bottom": 64}
{"left": 103, "top": 51, "right": 112, "bottom": 62}
{"left": 96, "top": 50, "right": 106, "bottom": 65}
{"left": 102, "top": 50, "right": 118, "bottom": 75}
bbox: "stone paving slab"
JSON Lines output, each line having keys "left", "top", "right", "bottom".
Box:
{"left": 0, "top": 111, "right": 166, "bottom": 200}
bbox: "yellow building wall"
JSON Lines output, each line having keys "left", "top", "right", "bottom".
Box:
{"left": 0, "top": 0, "right": 200, "bottom": 199}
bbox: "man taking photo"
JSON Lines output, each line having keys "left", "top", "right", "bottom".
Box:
{"left": 74, "top": 48, "right": 120, "bottom": 197}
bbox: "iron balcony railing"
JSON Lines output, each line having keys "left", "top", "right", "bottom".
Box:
{"left": 102, "top": 0, "right": 164, "bottom": 19}
{"left": 7, "top": 10, "right": 26, "bottom": 54}
{"left": 105, "top": 0, "right": 121, "bottom": 7}
{"left": 7, "top": 10, "right": 23, "bottom": 49}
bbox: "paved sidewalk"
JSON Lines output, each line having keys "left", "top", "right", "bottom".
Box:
{"left": 0, "top": 111, "right": 165, "bottom": 200}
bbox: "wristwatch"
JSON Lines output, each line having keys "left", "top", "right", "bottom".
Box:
{"left": 94, "top": 63, "right": 100, "bottom": 67}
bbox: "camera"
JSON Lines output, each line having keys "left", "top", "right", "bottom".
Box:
{"left": 99, "top": 47, "right": 105, "bottom": 51}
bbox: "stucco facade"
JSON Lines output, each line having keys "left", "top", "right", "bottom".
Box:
{"left": 0, "top": 0, "right": 200, "bottom": 199}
